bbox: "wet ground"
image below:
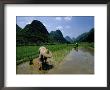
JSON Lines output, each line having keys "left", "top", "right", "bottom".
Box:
{"left": 17, "top": 48, "right": 94, "bottom": 74}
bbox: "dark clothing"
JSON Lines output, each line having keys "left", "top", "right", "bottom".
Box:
{"left": 76, "top": 43, "right": 78, "bottom": 47}
{"left": 40, "top": 55, "right": 47, "bottom": 63}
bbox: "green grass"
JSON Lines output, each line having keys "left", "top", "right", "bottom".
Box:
{"left": 16, "top": 43, "right": 94, "bottom": 65}
{"left": 78, "top": 42, "right": 94, "bottom": 48}
{"left": 16, "top": 44, "right": 74, "bottom": 65}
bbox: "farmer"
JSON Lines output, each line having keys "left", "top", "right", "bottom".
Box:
{"left": 75, "top": 42, "right": 78, "bottom": 48}
{"left": 74, "top": 42, "right": 78, "bottom": 51}
{"left": 38, "top": 46, "right": 52, "bottom": 70}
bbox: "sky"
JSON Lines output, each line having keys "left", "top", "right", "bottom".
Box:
{"left": 16, "top": 16, "right": 94, "bottom": 38}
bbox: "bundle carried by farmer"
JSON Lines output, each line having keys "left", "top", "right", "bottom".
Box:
{"left": 38, "top": 46, "right": 52, "bottom": 70}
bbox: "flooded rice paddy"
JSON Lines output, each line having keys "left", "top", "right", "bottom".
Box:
{"left": 17, "top": 48, "right": 94, "bottom": 74}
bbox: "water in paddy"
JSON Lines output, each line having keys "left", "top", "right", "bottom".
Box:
{"left": 48, "top": 48, "right": 94, "bottom": 74}
{"left": 17, "top": 48, "right": 94, "bottom": 74}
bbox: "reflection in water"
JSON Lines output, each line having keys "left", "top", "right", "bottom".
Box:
{"left": 48, "top": 48, "right": 94, "bottom": 74}
{"left": 74, "top": 47, "right": 78, "bottom": 52}
{"left": 29, "top": 59, "right": 33, "bottom": 65}
{"left": 41, "top": 62, "right": 54, "bottom": 70}
{"left": 80, "top": 48, "right": 94, "bottom": 56}
{"left": 17, "top": 58, "right": 54, "bottom": 74}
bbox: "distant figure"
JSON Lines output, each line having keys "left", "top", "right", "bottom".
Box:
{"left": 74, "top": 42, "right": 78, "bottom": 51}
{"left": 75, "top": 43, "right": 78, "bottom": 48}
{"left": 38, "top": 46, "right": 52, "bottom": 70}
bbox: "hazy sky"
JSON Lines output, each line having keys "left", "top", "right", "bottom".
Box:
{"left": 16, "top": 16, "right": 94, "bottom": 38}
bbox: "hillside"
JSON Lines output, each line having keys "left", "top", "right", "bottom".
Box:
{"left": 16, "top": 20, "right": 50, "bottom": 45}
{"left": 65, "top": 36, "right": 73, "bottom": 43}
{"left": 16, "top": 19, "right": 94, "bottom": 45}
{"left": 16, "top": 20, "right": 68, "bottom": 45}
{"left": 75, "top": 28, "right": 94, "bottom": 42}
{"left": 49, "top": 30, "right": 68, "bottom": 43}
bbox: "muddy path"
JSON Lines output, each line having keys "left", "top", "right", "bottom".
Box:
{"left": 17, "top": 48, "right": 94, "bottom": 74}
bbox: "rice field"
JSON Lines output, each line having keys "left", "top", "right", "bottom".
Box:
{"left": 16, "top": 44, "right": 74, "bottom": 65}
{"left": 16, "top": 43, "right": 94, "bottom": 65}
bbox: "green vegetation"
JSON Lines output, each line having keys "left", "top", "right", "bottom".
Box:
{"left": 16, "top": 43, "right": 94, "bottom": 65}
{"left": 16, "top": 44, "right": 74, "bottom": 65}
{"left": 16, "top": 46, "right": 39, "bottom": 65}
{"left": 78, "top": 42, "right": 94, "bottom": 48}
